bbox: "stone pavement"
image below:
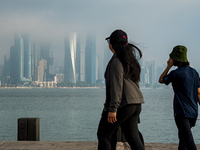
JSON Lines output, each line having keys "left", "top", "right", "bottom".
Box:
{"left": 0, "top": 141, "right": 200, "bottom": 150}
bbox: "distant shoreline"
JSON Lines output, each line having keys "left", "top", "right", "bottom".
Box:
{"left": 0, "top": 86, "right": 105, "bottom": 89}
{"left": 0, "top": 86, "right": 171, "bottom": 89}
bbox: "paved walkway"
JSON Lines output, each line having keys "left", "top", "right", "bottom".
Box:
{"left": 0, "top": 141, "right": 200, "bottom": 150}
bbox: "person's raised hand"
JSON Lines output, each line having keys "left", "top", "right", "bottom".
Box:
{"left": 167, "top": 58, "right": 174, "bottom": 68}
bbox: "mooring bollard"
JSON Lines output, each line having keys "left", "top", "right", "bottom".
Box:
{"left": 18, "top": 118, "right": 40, "bottom": 141}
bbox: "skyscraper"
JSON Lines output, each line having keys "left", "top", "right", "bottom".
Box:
{"left": 9, "top": 33, "right": 33, "bottom": 84}
{"left": 98, "top": 44, "right": 112, "bottom": 80}
{"left": 78, "top": 34, "right": 86, "bottom": 82}
{"left": 64, "top": 32, "right": 97, "bottom": 85}
{"left": 64, "top": 33, "right": 77, "bottom": 83}
{"left": 140, "top": 67, "right": 145, "bottom": 84}
{"left": 37, "top": 59, "right": 47, "bottom": 82}
{"left": 85, "top": 34, "right": 96, "bottom": 84}
{"left": 40, "top": 42, "right": 54, "bottom": 81}
{"left": 10, "top": 45, "right": 16, "bottom": 84}
{"left": 22, "top": 34, "right": 31, "bottom": 79}
{"left": 1, "top": 55, "right": 10, "bottom": 84}
{"left": 15, "top": 33, "right": 24, "bottom": 81}
{"left": 76, "top": 35, "right": 80, "bottom": 82}
{"left": 31, "top": 42, "right": 38, "bottom": 81}
{"left": 146, "top": 60, "right": 156, "bottom": 85}
{"left": 139, "top": 58, "right": 145, "bottom": 84}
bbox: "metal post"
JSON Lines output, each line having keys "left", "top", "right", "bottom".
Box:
{"left": 18, "top": 118, "right": 40, "bottom": 141}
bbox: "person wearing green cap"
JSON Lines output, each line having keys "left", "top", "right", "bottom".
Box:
{"left": 159, "top": 45, "right": 200, "bottom": 150}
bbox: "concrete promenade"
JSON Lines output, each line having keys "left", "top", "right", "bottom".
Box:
{"left": 0, "top": 141, "right": 200, "bottom": 150}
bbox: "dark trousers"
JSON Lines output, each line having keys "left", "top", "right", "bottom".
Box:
{"left": 175, "top": 116, "right": 197, "bottom": 150}
{"left": 97, "top": 104, "right": 145, "bottom": 150}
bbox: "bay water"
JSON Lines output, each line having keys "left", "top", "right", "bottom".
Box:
{"left": 0, "top": 88, "right": 200, "bottom": 143}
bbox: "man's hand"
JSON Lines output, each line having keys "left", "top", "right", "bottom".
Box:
{"left": 108, "top": 112, "right": 117, "bottom": 123}
{"left": 167, "top": 58, "right": 174, "bottom": 67}
{"left": 159, "top": 58, "right": 174, "bottom": 83}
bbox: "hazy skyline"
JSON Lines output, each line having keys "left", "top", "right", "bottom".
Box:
{"left": 0, "top": 0, "right": 200, "bottom": 69}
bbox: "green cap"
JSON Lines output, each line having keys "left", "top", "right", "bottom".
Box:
{"left": 169, "top": 45, "right": 188, "bottom": 62}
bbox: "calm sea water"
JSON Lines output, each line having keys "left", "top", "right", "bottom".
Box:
{"left": 0, "top": 88, "right": 200, "bottom": 143}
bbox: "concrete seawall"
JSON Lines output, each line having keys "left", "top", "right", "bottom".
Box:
{"left": 0, "top": 141, "right": 200, "bottom": 150}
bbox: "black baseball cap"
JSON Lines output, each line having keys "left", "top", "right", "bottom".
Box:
{"left": 105, "top": 29, "right": 128, "bottom": 44}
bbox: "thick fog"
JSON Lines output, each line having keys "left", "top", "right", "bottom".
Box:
{"left": 0, "top": 0, "right": 200, "bottom": 69}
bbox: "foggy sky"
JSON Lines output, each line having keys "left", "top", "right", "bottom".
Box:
{"left": 0, "top": 0, "right": 200, "bottom": 69}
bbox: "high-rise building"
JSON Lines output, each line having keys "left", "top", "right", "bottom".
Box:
{"left": 146, "top": 60, "right": 156, "bottom": 85}
{"left": 9, "top": 33, "right": 33, "bottom": 84}
{"left": 77, "top": 34, "right": 86, "bottom": 82}
{"left": 64, "top": 32, "right": 98, "bottom": 85}
{"left": 139, "top": 58, "right": 145, "bottom": 84}
{"left": 76, "top": 35, "right": 80, "bottom": 82}
{"left": 96, "top": 56, "right": 98, "bottom": 80}
{"left": 40, "top": 42, "right": 54, "bottom": 81}
{"left": 1, "top": 55, "right": 10, "bottom": 84}
{"left": 10, "top": 45, "right": 16, "bottom": 84}
{"left": 140, "top": 66, "right": 149, "bottom": 84}
{"left": 10, "top": 34, "right": 22, "bottom": 83}
{"left": 140, "top": 67, "right": 145, "bottom": 84}
{"left": 22, "top": 34, "right": 31, "bottom": 79}
{"left": 37, "top": 59, "right": 47, "bottom": 82}
{"left": 15, "top": 33, "right": 24, "bottom": 81}
{"left": 144, "top": 66, "right": 149, "bottom": 84}
{"left": 64, "top": 33, "right": 77, "bottom": 83}
{"left": 85, "top": 35, "right": 96, "bottom": 84}
{"left": 97, "top": 43, "right": 110, "bottom": 81}
{"left": 31, "top": 42, "right": 38, "bottom": 81}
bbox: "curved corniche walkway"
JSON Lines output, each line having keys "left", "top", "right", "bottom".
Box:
{"left": 0, "top": 141, "right": 200, "bottom": 150}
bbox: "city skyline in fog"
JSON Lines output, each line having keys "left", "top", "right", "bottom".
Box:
{"left": 1, "top": 0, "right": 200, "bottom": 70}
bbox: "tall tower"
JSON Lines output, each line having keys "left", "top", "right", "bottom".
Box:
{"left": 146, "top": 60, "right": 156, "bottom": 85}
{"left": 10, "top": 45, "right": 16, "bottom": 84}
{"left": 1, "top": 55, "right": 10, "bottom": 84}
{"left": 15, "top": 33, "right": 24, "bottom": 81}
{"left": 85, "top": 34, "right": 96, "bottom": 84}
{"left": 78, "top": 34, "right": 86, "bottom": 82}
{"left": 10, "top": 33, "right": 24, "bottom": 84}
{"left": 140, "top": 67, "right": 145, "bottom": 84}
{"left": 64, "top": 33, "right": 77, "bottom": 83}
{"left": 31, "top": 42, "right": 38, "bottom": 81}
{"left": 139, "top": 57, "right": 145, "bottom": 84}
{"left": 22, "top": 34, "right": 31, "bottom": 79}
{"left": 97, "top": 40, "right": 109, "bottom": 80}
{"left": 37, "top": 59, "right": 47, "bottom": 82}
{"left": 40, "top": 42, "right": 54, "bottom": 81}
{"left": 10, "top": 33, "right": 33, "bottom": 84}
